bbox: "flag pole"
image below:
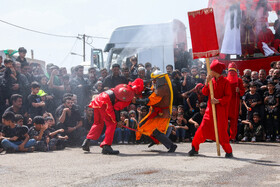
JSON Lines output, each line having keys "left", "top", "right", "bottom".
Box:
{"left": 205, "top": 58, "right": 221, "bottom": 156}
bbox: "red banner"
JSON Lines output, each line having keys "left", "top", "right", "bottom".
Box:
{"left": 188, "top": 8, "right": 219, "bottom": 59}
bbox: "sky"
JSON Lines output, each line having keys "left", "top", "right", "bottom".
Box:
{"left": 0, "top": 0, "right": 209, "bottom": 68}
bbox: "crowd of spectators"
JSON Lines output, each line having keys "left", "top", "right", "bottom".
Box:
{"left": 0, "top": 46, "right": 280, "bottom": 154}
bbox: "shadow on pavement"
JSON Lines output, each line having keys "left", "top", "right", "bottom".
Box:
{"left": 197, "top": 154, "right": 280, "bottom": 167}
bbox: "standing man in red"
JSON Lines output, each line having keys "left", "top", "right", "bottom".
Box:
{"left": 188, "top": 60, "right": 233, "bottom": 158}
{"left": 227, "top": 62, "right": 245, "bottom": 142}
{"left": 82, "top": 78, "right": 143, "bottom": 155}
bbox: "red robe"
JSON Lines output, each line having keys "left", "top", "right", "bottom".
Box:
{"left": 228, "top": 78, "right": 245, "bottom": 140}
{"left": 257, "top": 28, "right": 276, "bottom": 54}
{"left": 86, "top": 89, "right": 130, "bottom": 147}
{"left": 192, "top": 76, "right": 232, "bottom": 153}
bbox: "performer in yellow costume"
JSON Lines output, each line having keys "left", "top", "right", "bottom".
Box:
{"left": 133, "top": 70, "right": 177, "bottom": 153}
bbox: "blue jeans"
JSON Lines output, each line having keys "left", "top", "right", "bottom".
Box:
{"left": 1, "top": 139, "right": 36, "bottom": 151}
{"left": 176, "top": 128, "right": 186, "bottom": 139}
{"left": 115, "top": 128, "right": 130, "bottom": 143}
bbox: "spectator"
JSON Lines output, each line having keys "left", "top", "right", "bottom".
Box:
{"left": 70, "top": 65, "right": 90, "bottom": 109}
{"left": 45, "top": 116, "right": 68, "bottom": 150}
{"left": 263, "top": 81, "right": 279, "bottom": 142}
{"left": 137, "top": 67, "right": 146, "bottom": 80}
{"left": 166, "top": 64, "right": 173, "bottom": 74}
{"left": 28, "top": 116, "right": 49, "bottom": 151}
{"left": 5, "top": 94, "right": 28, "bottom": 125}
{"left": 174, "top": 113, "right": 188, "bottom": 142}
{"left": 100, "top": 68, "right": 108, "bottom": 81}
{"left": 121, "top": 67, "right": 132, "bottom": 82}
{"left": 242, "top": 82, "right": 262, "bottom": 121}
{"left": 55, "top": 97, "right": 83, "bottom": 146}
{"left": 103, "top": 63, "right": 128, "bottom": 90}
{"left": 83, "top": 106, "right": 94, "bottom": 133}
{"left": 144, "top": 62, "right": 152, "bottom": 80}
{"left": 115, "top": 111, "right": 130, "bottom": 144}
{"left": 1, "top": 111, "right": 35, "bottom": 153}
{"left": 27, "top": 82, "right": 45, "bottom": 119}
{"left": 186, "top": 83, "right": 207, "bottom": 115}
{"left": 241, "top": 112, "right": 264, "bottom": 142}
{"left": 16, "top": 47, "right": 27, "bottom": 65}
{"left": 21, "top": 63, "right": 34, "bottom": 83}
{"left": 188, "top": 102, "right": 207, "bottom": 138}
{"left": 15, "top": 114, "right": 24, "bottom": 126}
{"left": 129, "top": 57, "right": 138, "bottom": 80}
{"left": 0, "top": 55, "right": 6, "bottom": 74}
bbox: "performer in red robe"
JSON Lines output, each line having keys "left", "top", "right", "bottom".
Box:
{"left": 82, "top": 78, "right": 143, "bottom": 154}
{"left": 227, "top": 62, "right": 245, "bottom": 141}
{"left": 188, "top": 60, "right": 233, "bottom": 158}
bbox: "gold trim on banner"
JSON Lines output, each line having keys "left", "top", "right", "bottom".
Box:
{"left": 188, "top": 8, "right": 213, "bottom": 18}
{"left": 193, "top": 49, "right": 219, "bottom": 59}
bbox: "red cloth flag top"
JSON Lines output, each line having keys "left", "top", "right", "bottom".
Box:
{"left": 188, "top": 8, "right": 219, "bottom": 59}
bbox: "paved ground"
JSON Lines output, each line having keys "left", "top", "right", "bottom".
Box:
{"left": 1, "top": 142, "right": 280, "bottom": 187}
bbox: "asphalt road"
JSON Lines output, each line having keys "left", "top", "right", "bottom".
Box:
{"left": 1, "top": 142, "right": 280, "bottom": 187}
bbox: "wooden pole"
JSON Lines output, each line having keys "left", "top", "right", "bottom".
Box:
{"left": 205, "top": 58, "right": 221, "bottom": 156}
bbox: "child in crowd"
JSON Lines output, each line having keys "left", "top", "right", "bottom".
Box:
{"left": 28, "top": 116, "right": 49, "bottom": 152}
{"left": 115, "top": 111, "right": 130, "bottom": 144}
{"left": 15, "top": 114, "right": 24, "bottom": 126}
{"left": 263, "top": 81, "right": 280, "bottom": 142}
{"left": 242, "top": 82, "right": 262, "bottom": 121}
{"left": 174, "top": 113, "right": 189, "bottom": 142}
{"left": 128, "top": 110, "right": 138, "bottom": 143}
{"left": 27, "top": 82, "right": 45, "bottom": 119}
{"left": 188, "top": 102, "right": 207, "bottom": 138}
{"left": 241, "top": 112, "right": 264, "bottom": 142}
{"left": 0, "top": 112, "right": 35, "bottom": 153}
{"left": 44, "top": 116, "right": 68, "bottom": 150}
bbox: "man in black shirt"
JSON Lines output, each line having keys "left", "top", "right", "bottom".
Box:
{"left": 103, "top": 64, "right": 128, "bottom": 90}
{"left": 188, "top": 102, "right": 206, "bottom": 138}
{"left": 55, "top": 97, "right": 83, "bottom": 146}
{"left": 5, "top": 94, "right": 29, "bottom": 125}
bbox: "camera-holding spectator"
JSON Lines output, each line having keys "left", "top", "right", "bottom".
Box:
{"left": 1, "top": 112, "right": 35, "bottom": 153}
{"left": 241, "top": 112, "right": 264, "bottom": 142}
{"left": 27, "top": 82, "right": 45, "bottom": 119}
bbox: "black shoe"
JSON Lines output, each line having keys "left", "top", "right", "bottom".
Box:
{"left": 168, "top": 144, "right": 177, "bottom": 153}
{"left": 225, "top": 152, "right": 233, "bottom": 158}
{"left": 188, "top": 147, "right": 198, "bottom": 156}
{"left": 102, "top": 145, "right": 119, "bottom": 155}
{"left": 148, "top": 142, "right": 156, "bottom": 148}
{"left": 82, "top": 139, "right": 91, "bottom": 152}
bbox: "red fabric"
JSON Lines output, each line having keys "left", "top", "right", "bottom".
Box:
{"left": 210, "top": 59, "right": 226, "bottom": 74}
{"left": 86, "top": 106, "right": 116, "bottom": 147}
{"left": 188, "top": 8, "right": 219, "bottom": 59}
{"left": 227, "top": 78, "right": 245, "bottom": 140}
{"left": 129, "top": 78, "right": 144, "bottom": 95}
{"left": 191, "top": 76, "right": 232, "bottom": 153}
{"left": 268, "top": 0, "right": 280, "bottom": 11}
{"left": 87, "top": 89, "right": 134, "bottom": 147}
{"left": 257, "top": 28, "right": 275, "bottom": 54}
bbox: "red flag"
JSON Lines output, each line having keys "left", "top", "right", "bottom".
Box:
{"left": 188, "top": 8, "right": 219, "bottom": 59}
